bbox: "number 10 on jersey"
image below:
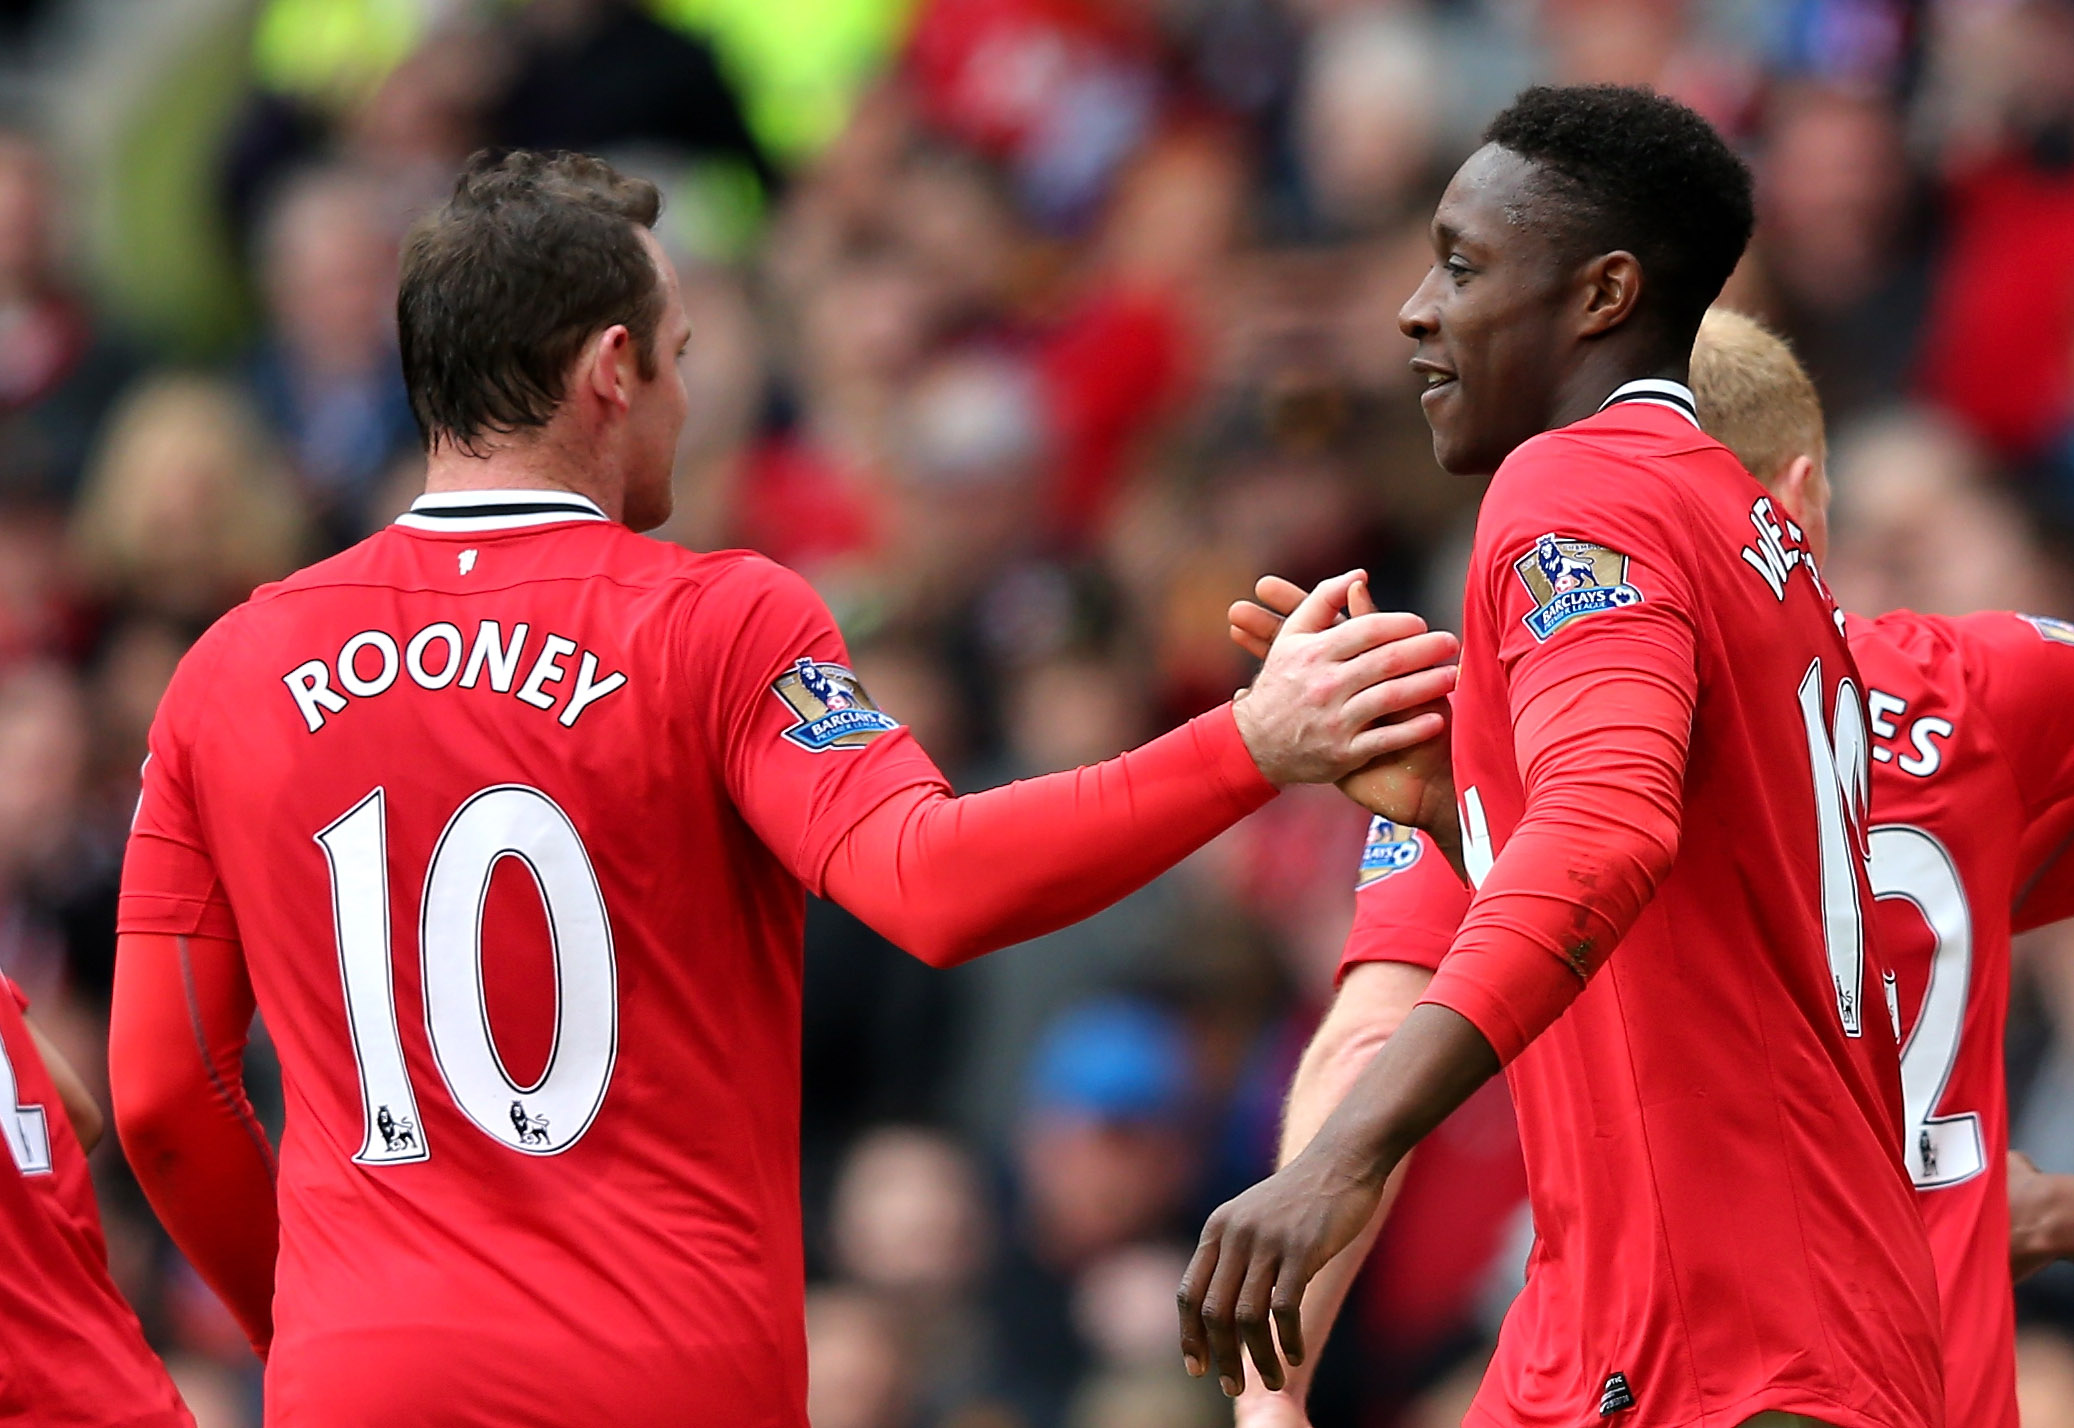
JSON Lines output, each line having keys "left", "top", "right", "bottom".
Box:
{"left": 316, "top": 786, "right": 619, "bottom": 1165}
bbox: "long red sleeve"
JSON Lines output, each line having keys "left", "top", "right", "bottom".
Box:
{"left": 110, "top": 931, "right": 280, "bottom": 1359}
{"left": 1419, "top": 656, "right": 1693, "bottom": 1065}
{"left": 820, "top": 704, "right": 1276, "bottom": 967}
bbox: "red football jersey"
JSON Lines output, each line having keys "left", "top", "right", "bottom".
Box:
{"left": 1344, "top": 606, "right": 2074, "bottom": 1428}
{"left": 1435, "top": 391, "right": 1941, "bottom": 1428}
{"left": 118, "top": 491, "right": 953, "bottom": 1427}
{"left": 0, "top": 979, "right": 191, "bottom": 1426}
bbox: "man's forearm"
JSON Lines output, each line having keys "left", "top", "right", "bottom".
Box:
{"left": 1239, "top": 964, "right": 1437, "bottom": 1418}
{"left": 1303, "top": 1001, "right": 1501, "bottom": 1185}
{"left": 2010, "top": 1152, "right": 2074, "bottom": 1280}
{"left": 111, "top": 932, "right": 281, "bottom": 1356}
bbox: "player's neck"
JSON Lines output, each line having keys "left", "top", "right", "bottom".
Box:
{"left": 421, "top": 434, "right": 624, "bottom": 522}
{"left": 1548, "top": 345, "right": 1690, "bottom": 431}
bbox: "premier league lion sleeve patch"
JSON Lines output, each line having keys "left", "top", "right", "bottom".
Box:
{"left": 771, "top": 658, "right": 902, "bottom": 751}
{"left": 1513, "top": 533, "right": 1644, "bottom": 642}
{"left": 2020, "top": 614, "right": 2074, "bottom": 646}
{"left": 1356, "top": 817, "right": 1424, "bottom": 888}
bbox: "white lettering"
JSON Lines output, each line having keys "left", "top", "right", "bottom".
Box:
{"left": 339, "top": 632, "right": 400, "bottom": 698}
{"left": 1899, "top": 717, "right": 1954, "bottom": 778}
{"left": 286, "top": 659, "right": 349, "bottom": 732}
{"left": 1461, "top": 787, "right": 1494, "bottom": 890}
{"left": 461, "top": 621, "right": 529, "bottom": 692}
{"left": 1868, "top": 690, "right": 1907, "bottom": 739}
{"left": 286, "top": 621, "right": 626, "bottom": 732}
{"left": 558, "top": 652, "right": 628, "bottom": 728}
{"left": 518, "top": 635, "right": 578, "bottom": 710}
{"left": 407, "top": 623, "right": 465, "bottom": 689}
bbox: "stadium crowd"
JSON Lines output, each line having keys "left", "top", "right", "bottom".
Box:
{"left": 2, "top": 0, "right": 2074, "bottom": 1424}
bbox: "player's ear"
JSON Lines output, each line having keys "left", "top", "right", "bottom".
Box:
{"left": 1577, "top": 251, "right": 1642, "bottom": 337}
{"left": 1772, "top": 454, "right": 1818, "bottom": 530}
{"left": 582, "top": 324, "right": 635, "bottom": 410}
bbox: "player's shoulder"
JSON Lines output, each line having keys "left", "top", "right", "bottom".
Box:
{"left": 1869, "top": 607, "right": 2074, "bottom": 673}
{"left": 1488, "top": 411, "right": 1733, "bottom": 516}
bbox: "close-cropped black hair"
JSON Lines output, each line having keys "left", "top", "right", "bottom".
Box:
{"left": 1484, "top": 85, "right": 1755, "bottom": 347}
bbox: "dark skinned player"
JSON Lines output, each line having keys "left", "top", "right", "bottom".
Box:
{"left": 1176, "top": 87, "right": 1943, "bottom": 1428}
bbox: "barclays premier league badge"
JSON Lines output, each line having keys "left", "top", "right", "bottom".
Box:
{"left": 772, "top": 658, "right": 901, "bottom": 752}
{"left": 2020, "top": 614, "right": 2074, "bottom": 646}
{"left": 1514, "top": 533, "right": 1643, "bottom": 642}
{"left": 1356, "top": 817, "right": 1423, "bottom": 888}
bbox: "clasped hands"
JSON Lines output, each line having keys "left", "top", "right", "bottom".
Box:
{"left": 1230, "top": 572, "right": 1460, "bottom": 856}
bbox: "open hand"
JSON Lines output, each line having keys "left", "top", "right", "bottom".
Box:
{"left": 1177, "top": 1143, "right": 1385, "bottom": 1396}
{"left": 1231, "top": 572, "right": 1458, "bottom": 786}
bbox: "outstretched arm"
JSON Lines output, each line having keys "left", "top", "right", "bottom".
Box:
{"left": 822, "top": 575, "right": 1460, "bottom": 967}
{"left": 110, "top": 931, "right": 279, "bottom": 1360}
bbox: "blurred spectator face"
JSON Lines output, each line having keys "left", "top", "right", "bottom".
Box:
{"left": 1759, "top": 87, "right": 1909, "bottom": 306}
{"left": 800, "top": 256, "right": 933, "bottom": 397}
{"left": 71, "top": 375, "right": 310, "bottom": 620}
{"left": 1070, "top": 1242, "right": 1194, "bottom": 1370}
{"left": 805, "top": 1287, "right": 915, "bottom": 1428}
{"left": 830, "top": 1126, "right": 992, "bottom": 1301}
{"left": 1298, "top": 8, "right": 1438, "bottom": 232}
{"left": 891, "top": 350, "right": 1051, "bottom": 591}
{"left": 91, "top": 617, "right": 186, "bottom": 777}
{"left": 888, "top": 151, "right": 1019, "bottom": 327}
{"left": 0, "top": 131, "right": 51, "bottom": 300}
{"left": 1004, "top": 654, "right": 1139, "bottom": 772}
{"left": 0, "top": 662, "right": 87, "bottom": 882}
{"left": 1098, "top": 126, "right": 1245, "bottom": 290}
{"left": 348, "top": 30, "right": 500, "bottom": 179}
{"left": 1823, "top": 408, "right": 2055, "bottom": 615}
{"left": 260, "top": 169, "right": 399, "bottom": 379}
{"left": 1016, "top": 999, "right": 1197, "bottom": 1268}
{"left": 1540, "top": 0, "right": 1680, "bottom": 86}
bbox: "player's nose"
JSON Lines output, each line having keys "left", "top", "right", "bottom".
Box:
{"left": 1398, "top": 271, "right": 1442, "bottom": 341}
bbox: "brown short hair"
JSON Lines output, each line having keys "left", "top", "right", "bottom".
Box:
{"left": 1689, "top": 307, "right": 1826, "bottom": 487}
{"left": 398, "top": 150, "right": 664, "bottom": 456}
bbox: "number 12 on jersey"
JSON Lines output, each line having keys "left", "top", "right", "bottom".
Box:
{"left": 316, "top": 786, "right": 619, "bottom": 1166}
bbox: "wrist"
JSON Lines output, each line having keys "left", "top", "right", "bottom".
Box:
{"left": 1231, "top": 693, "right": 1291, "bottom": 788}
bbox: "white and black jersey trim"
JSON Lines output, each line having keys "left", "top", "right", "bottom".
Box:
{"left": 1599, "top": 378, "right": 1701, "bottom": 429}
{"left": 394, "top": 489, "right": 611, "bottom": 533}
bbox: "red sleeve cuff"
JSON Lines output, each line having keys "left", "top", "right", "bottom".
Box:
{"left": 1418, "top": 938, "right": 1585, "bottom": 1066}
{"left": 1337, "top": 920, "right": 1455, "bottom": 983}
{"left": 1191, "top": 702, "right": 1278, "bottom": 811}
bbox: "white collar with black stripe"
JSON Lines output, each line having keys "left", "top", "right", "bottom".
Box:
{"left": 394, "top": 489, "right": 612, "bottom": 533}
{"left": 1598, "top": 378, "right": 1701, "bottom": 429}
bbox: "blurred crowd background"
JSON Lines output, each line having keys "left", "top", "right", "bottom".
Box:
{"left": 2, "top": 0, "right": 2074, "bottom": 1424}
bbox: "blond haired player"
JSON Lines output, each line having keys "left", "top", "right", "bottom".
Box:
{"left": 1227, "top": 308, "right": 2074, "bottom": 1428}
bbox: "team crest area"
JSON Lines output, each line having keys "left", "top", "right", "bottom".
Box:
{"left": 1514, "top": 534, "right": 1643, "bottom": 641}
{"left": 772, "top": 659, "right": 901, "bottom": 751}
{"left": 1356, "top": 817, "right": 1423, "bottom": 888}
{"left": 2021, "top": 614, "right": 2074, "bottom": 646}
